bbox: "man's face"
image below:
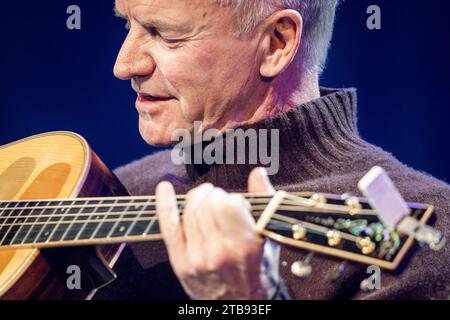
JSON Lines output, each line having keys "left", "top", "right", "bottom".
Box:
{"left": 114, "top": 0, "right": 267, "bottom": 146}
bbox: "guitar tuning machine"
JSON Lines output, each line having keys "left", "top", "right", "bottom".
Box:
{"left": 292, "top": 224, "right": 307, "bottom": 240}
{"left": 291, "top": 252, "right": 315, "bottom": 278}
{"left": 358, "top": 167, "right": 446, "bottom": 252}
{"left": 327, "top": 230, "right": 342, "bottom": 247}
{"left": 357, "top": 237, "right": 376, "bottom": 255}
{"left": 341, "top": 193, "right": 362, "bottom": 216}
{"left": 310, "top": 193, "right": 327, "bottom": 207}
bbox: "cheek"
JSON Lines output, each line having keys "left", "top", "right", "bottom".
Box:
{"left": 158, "top": 52, "right": 211, "bottom": 122}
{"left": 158, "top": 41, "right": 257, "bottom": 122}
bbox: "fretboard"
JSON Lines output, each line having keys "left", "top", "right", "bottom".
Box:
{"left": 0, "top": 195, "right": 271, "bottom": 249}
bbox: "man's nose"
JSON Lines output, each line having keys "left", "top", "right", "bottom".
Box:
{"left": 113, "top": 33, "right": 156, "bottom": 80}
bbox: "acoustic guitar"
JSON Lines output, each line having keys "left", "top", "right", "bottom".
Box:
{"left": 0, "top": 131, "right": 442, "bottom": 299}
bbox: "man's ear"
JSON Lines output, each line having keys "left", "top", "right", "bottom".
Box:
{"left": 259, "top": 10, "right": 302, "bottom": 78}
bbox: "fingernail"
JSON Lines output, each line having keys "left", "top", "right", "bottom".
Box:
{"left": 157, "top": 181, "right": 173, "bottom": 194}
{"left": 258, "top": 167, "right": 270, "bottom": 183}
{"left": 257, "top": 167, "right": 275, "bottom": 192}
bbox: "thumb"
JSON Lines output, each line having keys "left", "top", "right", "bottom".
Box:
{"left": 248, "top": 167, "right": 275, "bottom": 194}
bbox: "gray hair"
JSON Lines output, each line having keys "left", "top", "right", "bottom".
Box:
{"left": 218, "top": 0, "right": 339, "bottom": 75}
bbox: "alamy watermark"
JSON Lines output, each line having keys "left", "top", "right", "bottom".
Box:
{"left": 367, "top": 5, "right": 381, "bottom": 30}
{"left": 65, "top": 5, "right": 380, "bottom": 31}
{"left": 66, "top": 265, "right": 81, "bottom": 290}
{"left": 361, "top": 265, "right": 381, "bottom": 291}
{"left": 66, "top": 5, "right": 81, "bottom": 30}
{"left": 170, "top": 121, "right": 280, "bottom": 175}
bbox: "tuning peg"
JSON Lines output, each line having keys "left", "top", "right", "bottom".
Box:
{"left": 292, "top": 224, "right": 307, "bottom": 240}
{"left": 310, "top": 193, "right": 327, "bottom": 206}
{"left": 327, "top": 230, "right": 342, "bottom": 247}
{"left": 291, "top": 252, "right": 314, "bottom": 278}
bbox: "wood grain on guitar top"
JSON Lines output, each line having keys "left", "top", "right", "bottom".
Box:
{"left": 0, "top": 132, "right": 128, "bottom": 299}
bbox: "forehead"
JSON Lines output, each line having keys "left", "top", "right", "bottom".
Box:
{"left": 115, "top": 0, "right": 220, "bottom": 19}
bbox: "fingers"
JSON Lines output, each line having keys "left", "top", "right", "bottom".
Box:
{"left": 157, "top": 182, "right": 266, "bottom": 299}
{"left": 184, "top": 184, "right": 214, "bottom": 265}
{"left": 215, "top": 193, "right": 255, "bottom": 234}
{"left": 156, "top": 181, "right": 185, "bottom": 262}
{"left": 211, "top": 192, "right": 263, "bottom": 260}
{"left": 248, "top": 167, "right": 275, "bottom": 194}
{"left": 190, "top": 185, "right": 223, "bottom": 241}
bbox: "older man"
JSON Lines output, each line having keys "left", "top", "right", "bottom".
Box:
{"left": 95, "top": 0, "right": 450, "bottom": 299}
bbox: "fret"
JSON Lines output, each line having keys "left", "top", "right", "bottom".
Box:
{"left": 127, "top": 203, "right": 158, "bottom": 236}
{"left": 76, "top": 200, "right": 112, "bottom": 240}
{"left": 1, "top": 202, "right": 32, "bottom": 246}
{"left": 0, "top": 202, "right": 20, "bottom": 245}
{"left": 108, "top": 199, "right": 147, "bottom": 238}
{"left": 45, "top": 201, "right": 74, "bottom": 243}
{"left": 144, "top": 200, "right": 165, "bottom": 235}
{"left": 86, "top": 200, "right": 116, "bottom": 239}
{"left": 60, "top": 201, "right": 89, "bottom": 241}
{"left": 102, "top": 200, "right": 132, "bottom": 239}
{"left": 21, "top": 202, "right": 48, "bottom": 244}
{"left": 0, "top": 201, "right": 9, "bottom": 219}
{"left": 124, "top": 201, "right": 149, "bottom": 237}
{"left": 142, "top": 213, "right": 159, "bottom": 236}
{"left": 34, "top": 201, "right": 65, "bottom": 244}
{"left": 91, "top": 200, "right": 121, "bottom": 239}
{"left": 9, "top": 203, "right": 38, "bottom": 245}
{"left": 49, "top": 201, "right": 81, "bottom": 242}
{"left": 0, "top": 196, "right": 264, "bottom": 247}
{"left": 0, "top": 201, "right": 15, "bottom": 228}
{"left": 0, "top": 196, "right": 272, "bottom": 248}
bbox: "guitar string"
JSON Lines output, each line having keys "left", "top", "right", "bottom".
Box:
{"left": 0, "top": 197, "right": 274, "bottom": 212}
{"left": 0, "top": 205, "right": 306, "bottom": 228}
{"left": 0, "top": 199, "right": 269, "bottom": 220}
{"left": 0, "top": 199, "right": 377, "bottom": 220}
{"left": 0, "top": 208, "right": 264, "bottom": 245}
{"left": 0, "top": 204, "right": 378, "bottom": 244}
{"left": 0, "top": 201, "right": 376, "bottom": 224}
{"left": 0, "top": 211, "right": 358, "bottom": 248}
{"left": 0, "top": 195, "right": 381, "bottom": 246}
{"left": 0, "top": 194, "right": 274, "bottom": 205}
{"left": 2, "top": 213, "right": 372, "bottom": 255}
{"left": 0, "top": 191, "right": 369, "bottom": 212}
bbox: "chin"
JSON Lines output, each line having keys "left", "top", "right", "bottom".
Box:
{"left": 139, "top": 120, "right": 174, "bottom": 147}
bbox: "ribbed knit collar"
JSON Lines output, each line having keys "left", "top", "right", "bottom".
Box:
{"left": 185, "top": 87, "right": 370, "bottom": 190}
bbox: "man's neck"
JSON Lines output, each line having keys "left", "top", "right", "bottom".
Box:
{"left": 224, "top": 72, "right": 320, "bottom": 130}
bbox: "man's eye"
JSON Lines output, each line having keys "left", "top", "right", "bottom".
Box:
{"left": 148, "top": 27, "right": 161, "bottom": 37}
{"left": 163, "top": 38, "right": 182, "bottom": 45}
{"left": 147, "top": 27, "right": 182, "bottom": 46}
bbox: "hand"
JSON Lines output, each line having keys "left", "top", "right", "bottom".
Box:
{"left": 156, "top": 167, "right": 277, "bottom": 300}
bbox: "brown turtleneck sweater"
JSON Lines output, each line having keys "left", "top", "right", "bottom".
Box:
{"left": 95, "top": 88, "right": 450, "bottom": 300}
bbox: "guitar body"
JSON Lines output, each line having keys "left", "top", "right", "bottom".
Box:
{"left": 0, "top": 132, "right": 129, "bottom": 299}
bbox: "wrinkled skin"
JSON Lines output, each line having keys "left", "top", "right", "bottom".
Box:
{"left": 114, "top": 0, "right": 304, "bottom": 299}
{"left": 156, "top": 168, "right": 276, "bottom": 299}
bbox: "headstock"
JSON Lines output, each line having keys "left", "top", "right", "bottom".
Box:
{"left": 256, "top": 191, "right": 437, "bottom": 270}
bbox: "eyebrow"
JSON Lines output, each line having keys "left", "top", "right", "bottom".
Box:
{"left": 113, "top": 6, "right": 190, "bottom": 33}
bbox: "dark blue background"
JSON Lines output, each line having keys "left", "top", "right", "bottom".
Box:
{"left": 1, "top": 0, "right": 449, "bottom": 182}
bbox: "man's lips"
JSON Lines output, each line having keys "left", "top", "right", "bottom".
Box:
{"left": 137, "top": 93, "right": 174, "bottom": 102}
{"left": 136, "top": 93, "right": 175, "bottom": 117}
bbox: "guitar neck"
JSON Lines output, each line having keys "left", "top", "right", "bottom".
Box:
{"left": 0, "top": 194, "right": 273, "bottom": 250}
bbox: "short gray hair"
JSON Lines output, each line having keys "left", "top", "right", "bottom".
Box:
{"left": 218, "top": 0, "right": 339, "bottom": 75}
